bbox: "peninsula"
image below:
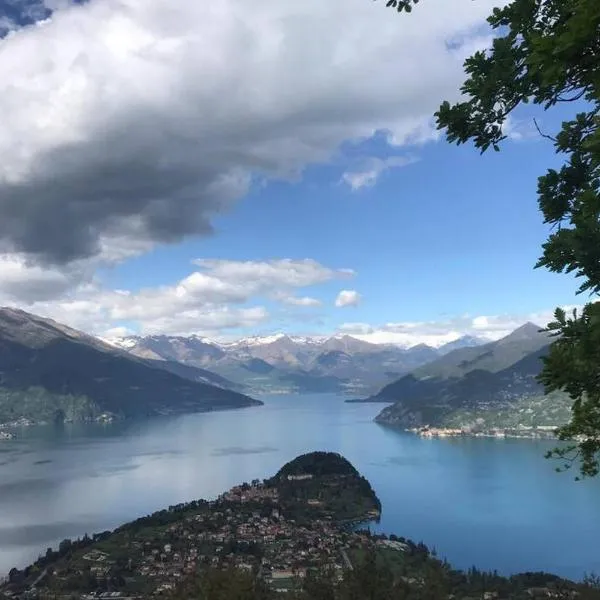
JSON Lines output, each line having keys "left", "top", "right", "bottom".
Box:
{"left": 2, "top": 452, "right": 598, "bottom": 600}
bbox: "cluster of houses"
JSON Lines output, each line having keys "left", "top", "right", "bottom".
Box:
{"left": 0, "top": 416, "right": 36, "bottom": 435}
{"left": 0, "top": 475, "right": 573, "bottom": 600}
{"left": 0, "top": 417, "right": 35, "bottom": 428}
{"left": 6, "top": 479, "right": 377, "bottom": 598}
{"left": 411, "top": 425, "right": 557, "bottom": 439}
{"left": 117, "top": 481, "right": 374, "bottom": 594}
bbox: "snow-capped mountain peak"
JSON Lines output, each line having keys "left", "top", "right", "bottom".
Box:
{"left": 223, "top": 333, "right": 288, "bottom": 347}
{"left": 222, "top": 333, "right": 329, "bottom": 348}
{"left": 104, "top": 331, "right": 490, "bottom": 353}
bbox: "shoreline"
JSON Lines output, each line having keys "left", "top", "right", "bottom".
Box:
{"left": 0, "top": 475, "right": 590, "bottom": 591}
{"left": 374, "top": 419, "right": 562, "bottom": 440}
{"left": 0, "top": 413, "right": 118, "bottom": 431}
{"left": 0, "top": 400, "right": 264, "bottom": 435}
{"left": 407, "top": 426, "right": 559, "bottom": 440}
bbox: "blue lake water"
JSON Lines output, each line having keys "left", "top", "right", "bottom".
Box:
{"left": 0, "top": 393, "right": 599, "bottom": 579}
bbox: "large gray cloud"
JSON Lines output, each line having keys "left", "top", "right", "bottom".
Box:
{"left": 0, "top": 0, "right": 499, "bottom": 266}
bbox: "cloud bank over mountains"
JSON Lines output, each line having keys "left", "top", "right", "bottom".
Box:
{"left": 0, "top": 0, "right": 536, "bottom": 344}
{"left": 337, "top": 311, "right": 559, "bottom": 347}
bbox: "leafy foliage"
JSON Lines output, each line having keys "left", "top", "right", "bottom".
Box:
{"left": 173, "top": 567, "right": 275, "bottom": 600}
{"left": 168, "top": 556, "right": 600, "bottom": 600}
{"left": 379, "top": 0, "right": 600, "bottom": 476}
{"left": 539, "top": 305, "right": 600, "bottom": 477}
{"left": 273, "top": 452, "right": 360, "bottom": 479}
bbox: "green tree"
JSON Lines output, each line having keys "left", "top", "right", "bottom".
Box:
{"left": 173, "top": 567, "right": 275, "bottom": 600}
{"left": 301, "top": 568, "right": 336, "bottom": 600}
{"left": 338, "top": 549, "right": 398, "bottom": 600}
{"left": 381, "top": 0, "right": 600, "bottom": 477}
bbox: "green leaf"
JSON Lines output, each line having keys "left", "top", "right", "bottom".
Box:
{"left": 381, "top": 0, "right": 600, "bottom": 478}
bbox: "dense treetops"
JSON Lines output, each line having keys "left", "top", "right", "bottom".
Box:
{"left": 268, "top": 452, "right": 382, "bottom": 524}
{"left": 381, "top": 0, "right": 600, "bottom": 477}
{"left": 272, "top": 452, "right": 361, "bottom": 480}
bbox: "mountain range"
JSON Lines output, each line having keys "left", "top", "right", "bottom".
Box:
{"left": 107, "top": 332, "right": 488, "bottom": 395}
{"left": 0, "top": 306, "right": 566, "bottom": 434}
{"left": 0, "top": 307, "right": 261, "bottom": 427}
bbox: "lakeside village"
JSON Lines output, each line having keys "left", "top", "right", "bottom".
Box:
{"left": 410, "top": 425, "right": 559, "bottom": 439}
{"left": 1, "top": 470, "right": 392, "bottom": 599}
{"left": 0, "top": 414, "right": 117, "bottom": 438}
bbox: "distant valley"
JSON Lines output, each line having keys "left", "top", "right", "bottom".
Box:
{"left": 0, "top": 307, "right": 571, "bottom": 438}
{"left": 108, "top": 332, "right": 487, "bottom": 396}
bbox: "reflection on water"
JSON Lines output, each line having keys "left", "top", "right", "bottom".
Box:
{"left": 0, "top": 393, "right": 599, "bottom": 580}
{"left": 212, "top": 446, "right": 279, "bottom": 457}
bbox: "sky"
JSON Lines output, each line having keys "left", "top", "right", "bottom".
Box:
{"left": 0, "top": 0, "right": 589, "bottom": 347}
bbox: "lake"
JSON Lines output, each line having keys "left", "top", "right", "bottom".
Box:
{"left": 1, "top": 393, "right": 599, "bottom": 580}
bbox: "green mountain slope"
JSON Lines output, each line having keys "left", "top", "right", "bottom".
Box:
{"left": 0, "top": 308, "right": 261, "bottom": 426}
{"left": 369, "top": 323, "right": 551, "bottom": 403}
{"left": 374, "top": 346, "right": 571, "bottom": 433}
{"left": 369, "top": 323, "right": 572, "bottom": 434}
{"left": 408, "top": 322, "right": 550, "bottom": 381}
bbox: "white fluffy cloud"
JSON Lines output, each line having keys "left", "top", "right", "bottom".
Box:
{"left": 286, "top": 296, "right": 321, "bottom": 307}
{"left": 0, "top": 253, "right": 97, "bottom": 302}
{"left": 1, "top": 250, "right": 585, "bottom": 344}
{"left": 338, "top": 306, "right": 586, "bottom": 347}
{"left": 342, "top": 155, "right": 419, "bottom": 191}
{"left": 273, "top": 294, "right": 322, "bottom": 307}
{"left": 335, "top": 290, "right": 361, "bottom": 308}
{"left": 191, "top": 259, "right": 344, "bottom": 292}
{"left": 471, "top": 315, "right": 490, "bottom": 329}
{"left": 0, "top": 0, "right": 500, "bottom": 267}
{"left": 0, "top": 258, "right": 349, "bottom": 337}
{"left": 502, "top": 114, "right": 541, "bottom": 142}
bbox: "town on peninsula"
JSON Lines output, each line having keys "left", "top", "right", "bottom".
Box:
{"left": 2, "top": 452, "right": 600, "bottom": 600}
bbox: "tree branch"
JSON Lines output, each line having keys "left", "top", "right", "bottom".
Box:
{"left": 533, "top": 117, "right": 557, "bottom": 142}
{"left": 556, "top": 88, "right": 588, "bottom": 103}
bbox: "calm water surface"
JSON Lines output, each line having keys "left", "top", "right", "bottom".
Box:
{"left": 1, "top": 394, "right": 599, "bottom": 579}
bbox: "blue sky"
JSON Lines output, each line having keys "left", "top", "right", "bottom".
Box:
{"left": 99, "top": 110, "right": 581, "bottom": 339}
{"left": 0, "top": 0, "right": 586, "bottom": 345}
